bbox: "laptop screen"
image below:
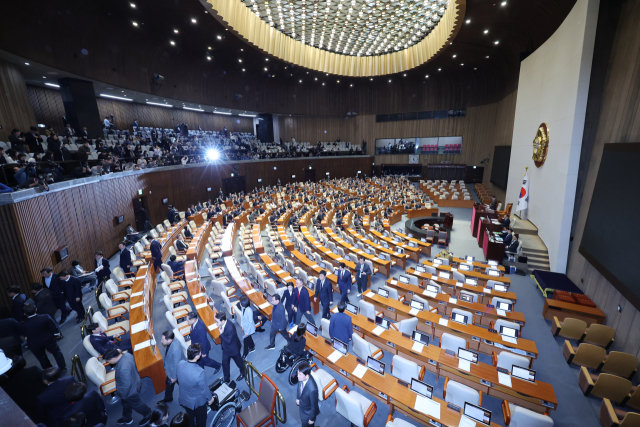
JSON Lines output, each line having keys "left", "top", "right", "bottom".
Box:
{"left": 412, "top": 331, "right": 430, "bottom": 345}
{"left": 332, "top": 338, "right": 348, "bottom": 355}
{"left": 399, "top": 275, "right": 410, "bottom": 284}
{"left": 375, "top": 316, "right": 389, "bottom": 329}
{"left": 433, "top": 258, "right": 443, "bottom": 266}
{"left": 465, "top": 277, "right": 478, "bottom": 286}
{"left": 416, "top": 265, "right": 427, "bottom": 273}
{"left": 496, "top": 301, "right": 512, "bottom": 312}
{"left": 410, "top": 379, "right": 433, "bottom": 399}
{"left": 488, "top": 260, "right": 498, "bottom": 267}
{"left": 410, "top": 300, "right": 424, "bottom": 310}
{"left": 500, "top": 325, "right": 519, "bottom": 338}
{"left": 377, "top": 288, "right": 389, "bottom": 298}
{"left": 438, "top": 271, "right": 451, "bottom": 279}
{"left": 366, "top": 356, "right": 385, "bottom": 375}
{"left": 459, "top": 293, "right": 473, "bottom": 303}
{"left": 494, "top": 284, "right": 508, "bottom": 293}
{"left": 383, "top": 243, "right": 390, "bottom": 249}
{"left": 488, "top": 269, "right": 500, "bottom": 277}
{"left": 452, "top": 313, "right": 468, "bottom": 325}
{"left": 426, "top": 284, "right": 439, "bottom": 294}
{"left": 306, "top": 322, "right": 318, "bottom": 337}
{"left": 346, "top": 303, "right": 359, "bottom": 315}
{"left": 459, "top": 264, "right": 471, "bottom": 271}
{"left": 466, "top": 256, "right": 475, "bottom": 262}
{"left": 365, "top": 249, "right": 372, "bottom": 254}
{"left": 464, "top": 402, "right": 492, "bottom": 425}
{"left": 512, "top": 365, "right": 536, "bottom": 383}
{"left": 458, "top": 348, "right": 479, "bottom": 363}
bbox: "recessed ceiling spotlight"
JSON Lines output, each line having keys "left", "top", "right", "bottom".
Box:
{"left": 322, "top": 83, "right": 325, "bottom": 85}
{"left": 42, "top": 76, "right": 46, "bottom": 78}
{"left": 217, "top": 35, "right": 222, "bottom": 40}
{"left": 388, "top": 79, "right": 391, "bottom": 83}
{"left": 265, "top": 58, "right": 269, "bottom": 61}
{"left": 170, "top": 41, "right": 175, "bottom": 45}
{"left": 369, "top": 78, "right": 373, "bottom": 81}
{"left": 191, "top": 18, "right": 197, "bottom": 23}
{"left": 132, "top": 22, "right": 138, "bottom": 27}
{"left": 238, "top": 59, "right": 242, "bottom": 62}
{"left": 241, "top": 49, "right": 243, "bottom": 51}
{"left": 484, "top": 30, "right": 489, "bottom": 34}
{"left": 460, "top": 63, "right": 464, "bottom": 66}
{"left": 174, "top": 29, "right": 179, "bottom": 33}
{"left": 452, "top": 54, "right": 456, "bottom": 58}
{"left": 337, "top": 80, "right": 340, "bottom": 83}
{"left": 207, "top": 56, "right": 211, "bottom": 60}
{"left": 208, "top": 47, "right": 212, "bottom": 50}
{"left": 264, "top": 67, "right": 268, "bottom": 71}
{"left": 486, "top": 55, "right": 490, "bottom": 58}
{"left": 350, "top": 84, "right": 353, "bottom": 87}
{"left": 25, "top": 62, "right": 29, "bottom": 65}
{"left": 438, "top": 68, "right": 441, "bottom": 71}
{"left": 299, "top": 80, "right": 302, "bottom": 83}
{"left": 130, "top": 3, "right": 136, "bottom": 7}
{"left": 466, "top": 19, "right": 471, "bottom": 24}
{"left": 425, "top": 75, "right": 429, "bottom": 78}
{"left": 494, "top": 40, "right": 500, "bottom": 45}
{"left": 403, "top": 74, "right": 406, "bottom": 77}
{"left": 501, "top": 1, "right": 507, "bottom": 6}
{"left": 315, "top": 77, "right": 318, "bottom": 80}
{"left": 242, "top": 69, "right": 245, "bottom": 72}
{"left": 45, "top": 83, "right": 60, "bottom": 88}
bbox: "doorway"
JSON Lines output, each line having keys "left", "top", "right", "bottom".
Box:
{"left": 132, "top": 195, "right": 151, "bottom": 232}
{"left": 304, "top": 168, "right": 316, "bottom": 182}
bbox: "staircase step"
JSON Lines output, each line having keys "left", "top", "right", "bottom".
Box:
{"left": 522, "top": 247, "right": 548, "bottom": 255}
{"left": 522, "top": 252, "right": 549, "bottom": 260}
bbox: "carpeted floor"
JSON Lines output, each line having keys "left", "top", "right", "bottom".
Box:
{"left": 9, "top": 184, "right": 606, "bottom": 427}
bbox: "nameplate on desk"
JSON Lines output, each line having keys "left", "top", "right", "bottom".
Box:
{"left": 496, "top": 367, "right": 509, "bottom": 374}
{"left": 483, "top": 339, "right": 493, "bottom": 345}
{"left": 488, "top": 329, "right": 497, "bottom": 334}
{"left": 356, "top": 357, "right": 365, "bottom": 365}
{"left": 397, "top": 379, "right": 408, "bottom": 387}
{"left": 428, "top": 359, "right": 437, "bottom": 366}
{"left": 192, "top": 293, "right": 205, "bottom": 299}
{"left": 386, "top": 341, "right": 396, "bottom": 349}
{"left": 446, "top": 403, "right": 461, "bottom": 413}
{"left": 367, "top": 318, "right": 375, "bottom": 323}
{"left": 438, "top": 301, "right": 446, "bottom": 306}
{"left": 353, "top": 325, "right": 361, "bottom": 332}
{"left": 429, "top": 420, "right": 441, "bottom": 427}
{"left": 425, "top": 320, "right": 433, "bottom": 326}
{"left": 542, "top": 400, "right": 555, "bottom": 408}
{"left": 195, "top": 303, "right": 208, "bottom": 310}
{"left": 131, "top": 321, "right": 149, "bottom": 334}
{"left": 486, "top": 304, "right": 495, "bottom": 309}
{"left": 445, "top": 349, "right": 456, "bottom": 357}
{"left": 480, "top": 379, "right": 492, "bottom": 387}
{"left": 388, "top": 306, "right": 395, "bottom": 312}
{"left": 378, "top": 391, "right": 388, "bottom": 399}
{"left": 339, "top": 369, "right": 349, "bottom": 377}
{"left": 245, "top": 289, "right": 257, "bottom": 295}
{"left": 134, "top": 339, "right": 153, "bottom": 352}
{"left": 131, "top": 291, "right": 144, "bottom": 297}
{"left": 402, "top": 332, "right": 411, "bottom": 338}
{"left": 130, "top": 301, "right": 145, "bottom": 309}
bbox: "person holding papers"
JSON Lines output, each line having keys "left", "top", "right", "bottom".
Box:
{"left": 329, "top": 303, "right": 353, "bottom": 347}
{"left": 337, "top": 263, "right": 352, "bottom": 304}
{"left": 93, "top": 251, "right": 111, "bottom": 285}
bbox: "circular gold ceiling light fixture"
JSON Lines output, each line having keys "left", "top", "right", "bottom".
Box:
{"left": 205, "top": 0, "right": 465, "bottom": 77}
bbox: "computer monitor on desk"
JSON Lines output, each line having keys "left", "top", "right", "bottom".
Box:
{"left": 366, "top": 356, "right": 385, "bottom": 376}
{"left": 433, "top": 258, "right": 443, "bottom": 266}
{"left": 306, "top": 322, "right": 318, "bottom": 337}
{"left": 377, "top": 288, "right": 389, "bottom": 298}
{"left": 416, "top": 265, "right": 427, "bottom": 274}
{"left": 458, "top": 348, "right": 479, "bottom": 364}
{"left": 439, "top": 271, "right": 451, "bottom": 280}
{"left": 346, "top": 303, "right": 359, "bottom": 315}
{"left": 332, "top": 338, "right": 348, "bottom": 355}
{"left": 464, "top": 402, "right": 492, "bottom": 426}
{"left": 512, "top": 365, "right": 536, "bottom": 383}
{"left": 500, "top": 325, "right": 519, "bottom": 339}
{"left": 459, "top": 264, "right": 471, "bottom": 271}
{"left": 496, "top": 301, "right": 513, "bottom": 312}
{"left": 425, "top": 284, "right": 439, "bottom": 294}
{"left": 465, "top": 277, "right": 478, "bottom": 286}
{"left": 494, "top": 284, "right": 508, "bottom": 293}
{"left": 466, "top": 256, "right": 475, "bottom": 262}
{"left": 410, "top": 379, "right": 433, "bottom": 399}
{"left": 399, "top": 275, "right": 410, "bottom": 284}
{"left": 487, "top": 269, "right": 500, "bottom": 277}
{"left": 412, "top": 331, "right": 430, "bottom": 345}
{"left": 452, "top": 313, "right": 468, "bottom": 325}
{"left": 410, "top": 300, "right": 424, "bottom": 311}
{"left": 488, "top": 260, "right": 498, "bottom": 267}
{"left": 375, "top": 316, "right": 390, "bottom": 330}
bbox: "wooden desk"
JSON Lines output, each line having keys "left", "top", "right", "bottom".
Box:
{"left": 391, "top": 230, "right": 432, "bottom": 257}
{"left": 482, "top": 228, "right": 505, "bottom": 263}
{"left": 471, "top": 204, "right": 494, "bottom": 238}
{"left": 128, "top": 265, "right": 165, "bottom": 394}
{"left": 383, "top": 278, "right": 526, "bottom": 328}
{"left": 542, "top": 299, "right": 606, "bottom": 325}
{"left": 346, "top": 228, "right": 408, "bottom": 270}
{"left": 406, "top": 207, "right": 439, "bottom": 219}
{"left": 362, "top": 291, "right": 538, "bottom": 363}
{"left": 220, "top": 223, "right": 236, "bottom": 256}
{"left": 290, "top": 250, "right": 353, "bottom": 293}
{"left": 421, "top": 260, "right": 511, "bottom": 286}
{"left": 477, "top": 219, "right": 502, "bottom": 248}
{"left": 370, "top": 230, "right": 421, "bottom": 263}
{"left": 144, "top": 220, "right": 187, "bottom": 266}
{"left": 186, "top": 222, "right": 212, "bottom": 260}
{"left": 183, "top": 260, "right": 221, "bottom": 344}
{"left": 324, "top": 228, "right": 391, "bottom": 277}
{"left": 224, "top": 256, "right": 273, "bottom": 321}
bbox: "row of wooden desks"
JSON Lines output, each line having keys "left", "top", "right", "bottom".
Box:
{"left": 220, "top": 223, "right": 237, "bottom": 256}
{"left": 186, "top": 222, "right": 213, "bottom": 260}
{"left": 324, "top": 228, "right": 392, "bottom": 277}
{"left": 143, "top": 220, "right": 187, "bottom": 266}
{"left": 335, "top": 307, "right": 556, "bottom": 414}
{"left": 362, "top": 291, "right": 538, "bottom": 362}
{"left": 346, "top": 227, "right": 409, "bottom": 270}
{"left": 370, "top": 229, "right": 421, "bottom": 263}
{"left": 183, "top": 260, "right": 221, "bottom": 344}
{"left": 391, "top": 230, "right": 432, "bottom": 257}
{"left": 421, "top": 260, "right": 511, "bottom": 286}
{"left": 224, "top": 256, "right": 274, "bottom": 321}
{"left": 406, "top": 207, "right": 439, "bottom": 219}
{"left": 290, "top": 249, "right": 354, "bottom": 292}
{"left": 404, "top": 268, "right": 517, "bottom": 306}
{"left": 383, "top": 278, "right": 526, "bottom": 328}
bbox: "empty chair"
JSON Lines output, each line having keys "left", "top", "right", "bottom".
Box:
{"left": 582, "top": 324, "right": 616, "bottom": 349}
{"left": 440, "top": 332, "right": 468, "bottom": 353}
{"left": 451, "top": 308, "right": 474, "bottom": 325}
{"left": 491, "top": 319, "right": 522, "bottom": 336}
{"left": 552, "top": 317, "right": 588, "bottom": 341}
{"left": 502, "top": 401, "right": 555, "bottom": 427}
{"left": 452, "top": 271, "right": 466, "bottom": 282}
{"left": 435, "top": 257, "right": 450, "bottom": 266}
{"left": 352, "top": 333, "right": 383, "bottom": 361}
{"left": 492, "top": 350, "right": 531, "bottom": 372}
{"left": 321, "top": 317, "right": 331, "bottom": 340}
{"left": 443, "top": 378, "right": 482, "bottom": 409}
{"left": 391, "top": 354, "right": 425, "bottom": 383}
{"left": 458, "top": 290, "right": 478, "bottom": 303}
{"left": 391, "top": 317, "right": 418, "bottom": 335}
{"left": 382, "top": 285, "right": 399, "bottom": 300}
{"left": 99, "top": 293, "right": 128, "bottom": 321}
{"left": 486, "top": 280, "right": 505, "bottom": 290}
{"left": 335, "top": 385, "right": 377, "bottom": 427}
{"left": 491, "top": 296, "right": 515, "bottom": 308}
{"left": 85, "top": 357, "right": 117, "bottom": 403}
{"left": 358, "top": 300, "right": 383, "bottom": 320}
{"left": 211, "top": 279, "right": 237, "bottom": 299}
{"left": 564, "top": 341, "right": 607, "bottom": 369}
{"left": 309, "top": 363, "right": 338, "bottom": 401}
{"left": 579, "top": 367, "right": 632, "bottom": 403}
{"left": 236, "top": 374, "right": 278, "bottom": 427}
{"left": 598, "top": 352, "right": 639, "bottom": 380}
{"left": 600, "top": 398, "right": 640, "bottom": 427}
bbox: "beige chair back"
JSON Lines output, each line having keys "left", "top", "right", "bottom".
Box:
{"left": 560, "top": 318, "right": 588, "bottom": 340}
{"left": 574, "top": 343, "right": 606, "bottom": 369}
{"left": 601, "top": 351, "right": 638, "bottom": 379}
{"left": 591, "top": 373, "right": 632, "bottom": 402}
{"left": 584, "top": 324, "right": 615, "bottom": 347}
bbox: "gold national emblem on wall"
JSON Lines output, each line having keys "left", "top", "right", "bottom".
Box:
{"left": 533, "top": 123, "right": 549, "bottom": 167}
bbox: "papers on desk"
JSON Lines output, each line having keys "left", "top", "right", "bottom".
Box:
{"left": 365, "top": 291, "right": 375, "bottom": 298}
{"left": 131, "top": 321, "right": 149, "bottom": 334}
{"left": 438, "top": 318, "right": 449, "bottom": 327}
{"left": 496, "top": 309, "right": 506, "bottom": 317}
{"left": 412, "top": 341, "right": 425, "bottom": 353}
{"left": 130, "top": 301, "right": 144, "bottom": 309}
{"left": 483, "top": 288, "right": 491, "bottom": 294}
{"left": 458, "top": 358, "right": 471, "bottom": 372}
{"left": 195, "top": 303, "right": 208, "bottom": 309}
{"left": 409, "top": 308, "right": 419, "bottom": 316}
{"left": 449, "top": 297, "right": 458, "bottom": 304}
{"left": 372, "top": 326, "right": 386, "bottom": 336}
{"left": 245, "top": 289, "right": 257, "bottom": 295}
{"left": 311, "top": 265, "right": 319, "bottom": 269}
{"left": 259, "top": 302, "right": 271, "bottom": 310}
{"left": 391, "top": 280, "right": 398, "bottom": 285}
{"left": 352, "top": 364, "right": 368, "bottom": 379}
{"left": 459, "top": 415, "right": 477, "bottom": 427}
{"left": 283, "top": 276, "right": 292, "bottom": 281}
{"left": 131, "top": 291, "right": 143, "bottom": 297}
{"left": 414, "top": 394, "right": 441, "bottom": 419}
{"left": 456, "top": 282, "right": 463, "bottom": 287}
{"left": 208, "top": 323, "right": 218, "bottom": 331}
{"left": 192, "top": 293, "right": 205, "bottom": 299}
{"left": 134, "top": 340, "right": 151, "bottom": 352}
{"left": 372, "top": 257, "right": 380, "bottom": 262}
{"left": 452, "top": 267, "right": 457, "bottom": 272}
{"left": 268, "top": 263, "right": 276, "bottom": 267}
{"left": 327, "top": 350, "right": 344, "bottom": 363}
{"left": 424, "top": 290, "right": 438, "bottom": 298}
{"left": 502, "top": 336, "right": 518, "bottom": 345}
{"left": 498, "top": 372, "right": 513, "bottom": 388}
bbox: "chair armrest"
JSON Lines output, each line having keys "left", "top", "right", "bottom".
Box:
{"left": 100, "top": 379, "right": 116, "bottom": 395}
{"left": 478, "top": 391, "right": 483, "bottom": 407}
{"left": 491, "top": 350, "right": 498, "bottom": 367}
{"left": 112, "top": 292, "right": 130, "bottom": 301}
{"left": 419, "top": 365, "right": 425, "bottom": 381}
{"left": 376, "top": 310, "right": 384, "bottom": 318}
{"left": 429, "top": 307, "right": 439, "bottom": 314}
{"left": 170, "top": 294, "right": 187, "bottom": 305}
{"left": 341, "top": 384, "right": 350, "bottom": 393}
{"left": 173, "top": 307, "right": 190, "bottom": 319}
{"left": 502, "top": 400, "right": 511, "bottom": 426}
{"left": 443, "top": 377, "right": 449, "bottom": 399}
{"left": 323, "top": 378, "right": 339, "bottom": 400}
{"left": 389, "top": 323, "right": 399, "bottom": 331}
{"left": 105, "top": 325, "right": 127, "bottom": 336}
{"left": 363, "top": 402, "right": 377, "bottom": 427}
{"left": 552, "top": 316, "right": 562, "bottom": 337}
{"left": 106, "top": 305, "right": 128, "bottom": 317}
{"left": 600, "top": 399, "right": 621, "bottom": 427}
{"left": 399, "top": 295, "right": 405, "bottom": 302}
{"left": 579, "top": 366, "right": 595, "bottom": 396}
{"left": 563, "top": 340, "right": 576, "bottom": 364}
{"left": 371, "top": 348, "right": 384, "bottom": 360}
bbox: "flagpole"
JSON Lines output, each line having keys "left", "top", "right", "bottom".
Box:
{"left": 518, "top": 166, "right": 528, "bottom": 219}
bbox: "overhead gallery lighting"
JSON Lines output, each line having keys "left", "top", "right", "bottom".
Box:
{"left": 239, "top": 114, "right": 257, "bottom": 117}
{"left": 146, "top": 101, "right": 173, "bottom": 107}
{"left": 45, "top": 83, "right": 60, "bottom": 88}
{"left": 214, "top": 111, "right": 232, "bottom": 115}
{"left": 184, "top": 106, "right": 204, "bottom": 111}
{"left": 101, "top": 94, "right": 132, "bottom": 101}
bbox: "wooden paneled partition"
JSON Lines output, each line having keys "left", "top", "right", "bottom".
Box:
{"left": 0, "top": 60, "right": 36, "bottom": 141}
{"left": 0, "top": 156, "right": 371, "bottom": 310}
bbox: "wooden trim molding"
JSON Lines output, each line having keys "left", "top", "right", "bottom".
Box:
{"left": 205, "top": 0, "right": 466, "bottom": 77}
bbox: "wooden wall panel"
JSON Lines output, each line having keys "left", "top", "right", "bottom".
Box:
{"left": 0, "top": 156, "right": 371, "bottom": 310}
{"left": 0, "top": 59, "right": 36, "bottom": 141}
{"left": 566, "top": 0, "right": 640, "bottom": 377}
{"left": 28, "top": 85, "right": 66, "bottom": 134}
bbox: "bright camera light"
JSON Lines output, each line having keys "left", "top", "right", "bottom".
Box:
{"left": 207, "top": 150, "right": 220, "bottom": 161}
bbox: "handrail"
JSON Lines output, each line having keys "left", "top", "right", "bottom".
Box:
{"left": 71, "top": 354, "right": 86, "bottom": 383}
{"left": 243, "top": 361, "right": 287, "bottom": 424}
{"left": 80, "top": 305, "right": 96, "bottom": 339}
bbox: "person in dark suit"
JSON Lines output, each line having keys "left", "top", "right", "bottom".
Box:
{"left": 104, "top": 349, "right": 151, "bottom": 426}
{"left": 93, "top": 252, "right": 111, "bottom": 285}
{"left": 63, "top": 381, "right": 107, "bottom": 427}
{"left": 118, "top": 242, "right": 133, "bottom": 275}
{"left": 502, "top": 229, "right": 513, "bottom": 247}
{"left": 19, "top": 304, "right": 66, "bottom": 370}
{"left": 315, "top": 271, "right": 333, "bottom": 320}
{"left": 41, "top": 267, "right": 69, "bottom": 323}
{"left": 215, "top": 311, "right": 245, "bottom": 383}
{"left": 58, "top": 270, "right": 84, "bottom": 323}
{"left": 150, "top": 237, "right": 163, "bottom": 271}
{"left": 294, "top": 279, "right": 315, "bottom": 325}
{"left": 488, "top": 196, "right": 497, "bottom": 210}
{"left": 336, "top": 263, "right": 352, "bottom": 304}
{"left": 355, "top": 256, "right": 372, "bottom": 296}
{"left": 186, "top": 312, "right": 222, "bottom": 372}
{"left": 296, "top": 361, "right": 320, "bottom": 427}
{"left": 36, "top": 367, "right": 75, "bottom": 427}
{"left": 265, "top": 293, "right": 288, "bottom": 350}
{"left": 167, "top": 255, "right": 185, "bottom": 278}
{"left": 175, "top": 234, "right": 189, "bottom": 252}
{"left": 176, "top": 344, "right": 215, "bottom": 427}
{"left": 281, "top": 282, "right": 298, "bottom": 329}
{"left": 157, "top": 330, "right": 186, "bottom": 404}
{"left": 87, "top": 323, "right": 132, "bottom": 354}
{"left": 76, "top": 127, "right": 90, "bottom": 139}
{"left": 7, "top": 285, "right": 26, "bottom": 322}
{"left": 25, "top": 127, "right": 45, "bottom": 154}
{"left": 30, "top": 282, "right": 59, "bottom": 322}
{"left": 329, "top": 302, "right": 353, "bottom": 347}
{"left": 500, "top": 214, "right": 510, "bottom": 229}
{"left": 505, "top": 234, "right": 520, "bottom": 255}
{"left": 168, "top": 205, "right": 178, "bottom": 225}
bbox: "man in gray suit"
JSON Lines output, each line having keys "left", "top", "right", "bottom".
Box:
{"left": 104, "top": 349, "right": 152, "bottom": 426}
{"left": 296, "top": 361, "right": 320, "bottom": 426}
{"left": 176, "top": 343, "right": 215, "bottom": 427}
{"left": 157, "top": 330, "right": 186, "bottom": 405}
{"left": 355, "top": 256, "right": 372, "bottom": 296}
